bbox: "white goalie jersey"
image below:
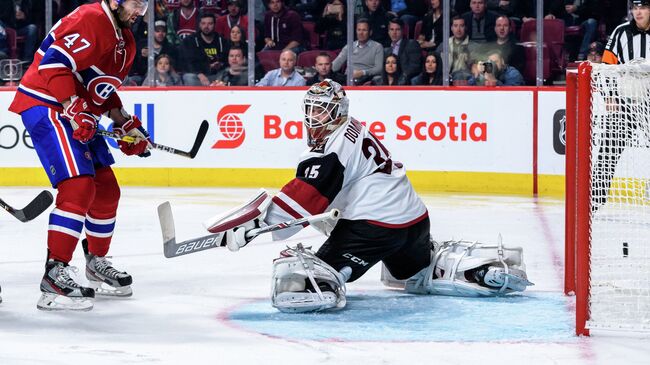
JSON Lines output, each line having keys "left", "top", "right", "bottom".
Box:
{"left": 265, "top": 117, "right": 428, "bottom": 239}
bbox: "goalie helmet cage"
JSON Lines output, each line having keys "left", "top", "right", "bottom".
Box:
{"left": 565, "top": 61, "right": 650, "bottom": 336}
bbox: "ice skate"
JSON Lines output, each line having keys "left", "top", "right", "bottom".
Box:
{"left": 37, "top": 259, "right": 95, "bottom": 311}
{"left": 82, "top": 239, "right": 133, "bottom": 297}
{"left": 470, "top": 264, "right": 533, "bottom": 292}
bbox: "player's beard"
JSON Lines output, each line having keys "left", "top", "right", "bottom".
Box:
{"left": 113, "top": 5, "right": 135, "bottom": 28}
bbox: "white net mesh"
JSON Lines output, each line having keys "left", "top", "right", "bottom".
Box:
{"left": 588, "top": 60, "right": 650, "bottom": 332}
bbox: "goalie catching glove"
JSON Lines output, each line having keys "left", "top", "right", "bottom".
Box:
{"left": 113, "top": 114, "right": 151, "bottom": 157}
{"left": 202, "top": 189, "right": 272, "bottom": 252}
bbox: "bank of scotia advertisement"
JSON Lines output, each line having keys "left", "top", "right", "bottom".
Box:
{"left": 1, "top": 89, "right": 533, "bottom": 173}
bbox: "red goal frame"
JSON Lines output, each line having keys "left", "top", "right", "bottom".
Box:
{"left": 565, "top": 62, "right": 592, "bottom": 336}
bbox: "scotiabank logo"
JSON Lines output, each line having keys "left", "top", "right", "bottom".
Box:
{"left": 263, "top": 113, "right": 487, "bottom": 142}
{"left": 212, "top": 105, "right": 251, "bottom": 149}
{"left": 396, "top": 113, "right": 487, "bottom": 141}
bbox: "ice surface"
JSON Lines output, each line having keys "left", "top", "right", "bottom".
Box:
{"left": 0, "top": 187, "right": 649, "bottom": 364}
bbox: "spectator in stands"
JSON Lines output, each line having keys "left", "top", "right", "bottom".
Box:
{"left": 376, "top": 53, "right": 408, "bottom": 85}
{"left": 167, "top": 0, "right": 200, "bottom": 46}
{"left": 470, "top": 50, "right": 524, "bottom": 86}
{"left": 213, "top": 47, "right": 250, "bottom": 86}
{"left": 256, "top": 49, "right": 306, "bottom": 86}
{"left": 487, "top": 0, "right": 520, "bottom": 17}
{"left": 519, "top": 1, "right": 598, "bottom": 61}
{"left": 564, "top": 0, "right": 599, "bottom": 61}
{"left": 332, "top": 19, "right": 384, "bottom": 85}
{"left": 227, "top": 24, "right": 248, "bottom": 55}
{"left": 216, "top": 0, "right": 249, "bottom": 38}
{"left": 181, "top": 13, "right": 229, "bottom": 86}
{"left": 586, "top": 40, "right": 604, "bottom": 63}
{"left": 600, "top": 0, "right": 628, "bottom": 35}
{"left": 306, "top": 52, "right": 346, "bottom": 85}
{"left": 129, "top": 20, "right": 179, "bottom": 86}
{"left": 0, "top": 0, "right": 37, "bottom": 62}
{"left": 287, "top": 0, "right": 322, "bottom": 21}
{"left": 362, "top": 0, "right": 394, "bottom": 47}
{"left": 462, "top": 0, "right": 498, "bottom": 43}
{"left": 418, "top": 0, "right": 444, "bottom": 51}
{"left": 0, "top": 20, "right": 8, "bottom": 62}
{"left": 316, "top": 0, "right": 347, "bottom": 50}
{"left": 439, "top": 16, "right": 472, "bottom": 83}
{"left": 385, "top": 18, "right": 421, "bottom": 82}
{"left": 386, "top": 0, "right": 427, "bottom": 39}
{"left": 143, "top": 54, "right": 183, "bottom": 86}
{"left": 411, "top": 51, "right": 443, "bottom": 85}
{"left": 492, "top": 15, "right": 524, "bottom": 75}
{"left": 453, "top": 0, "right": 471, "bottom": 15}
{"left": 201, "top": 0, "right": 228, "bottom": 16}
{"left": 263, "top": 0, "right": 304, "bottom": 54}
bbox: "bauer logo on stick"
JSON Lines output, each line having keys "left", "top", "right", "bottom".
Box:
{"left": 212, "top": 104, "right": 251, "bottom": 149}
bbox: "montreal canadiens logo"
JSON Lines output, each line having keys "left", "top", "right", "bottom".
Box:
{"left": 87, "top": 75, "right": 122, "bottom": 105}
{"left": 212, "top": 104, "right": 251, "bottom": 149}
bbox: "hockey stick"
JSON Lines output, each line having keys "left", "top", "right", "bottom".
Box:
{"left": 97, "top": 120, "right": 209, "bottom": 159}
{"left": 158, "top": 201, "right": 339, "bottom": 258}
{"left": 0, "top": 190, "right": 54, "bottom": 222}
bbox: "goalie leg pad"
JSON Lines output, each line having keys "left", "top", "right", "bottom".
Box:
{"left": 404, "top": 236, "right": 533, "bottom": 296}
{"left": 271, "top": 244, "right": 351, "bottom": 313}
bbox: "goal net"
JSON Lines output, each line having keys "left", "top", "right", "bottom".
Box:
{"left": 565, "top": 61, "right": 650, "bottom": 336}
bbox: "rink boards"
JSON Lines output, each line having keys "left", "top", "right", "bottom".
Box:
{"left": 0, "top": 87, "right": 566, "bottom": 196}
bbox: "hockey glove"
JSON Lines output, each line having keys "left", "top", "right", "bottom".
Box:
{"left": 113, "top": 115, "right": 152, "bottom": 157}
{"left": 223, "top": 219, "right": 263, "bottom": 252}
{"left": 62, "top": 96, "right": 97, "bottom": 143}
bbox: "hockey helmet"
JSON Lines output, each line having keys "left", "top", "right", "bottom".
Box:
{"left": 303, "top": 79, "right": 349, "bottom": 147}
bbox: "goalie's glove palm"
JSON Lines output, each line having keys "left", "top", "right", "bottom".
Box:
{"left": 114, "top": 116, "right": 152, "bottom": 157}
{"left": 224, "top": 219, "right": 264, "bottom": 252}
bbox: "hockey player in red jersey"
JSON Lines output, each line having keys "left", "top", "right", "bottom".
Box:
{"left": 8, "top": 0, "right": 150, "bottom": 311}
{"left": 205, "top": 79, "right": 533, "bottom": 312}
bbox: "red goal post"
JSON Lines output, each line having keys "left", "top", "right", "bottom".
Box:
{"left": 565, "top": 61, "right": 650, "bottom": 336}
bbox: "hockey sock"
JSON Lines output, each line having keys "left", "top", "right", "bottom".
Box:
{"left": 48, "top": 176, "right": 96, "bottom": 263}
{"left": 85, "top": 167, "right": 120, "bottom": 257}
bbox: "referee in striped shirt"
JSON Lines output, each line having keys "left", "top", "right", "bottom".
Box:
{"left": 593, "top": 0, "right": 650, "bottom": 210}
{"left": 603, "top": 0, "right": 650, "bottom": 64}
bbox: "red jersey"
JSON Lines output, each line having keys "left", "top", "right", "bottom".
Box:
{"left": 215, "top": 14, "right": 248, "bottom": 38}
{"left": 177, "top": 7, "right": 198, "bottom": 39}
{"left": 9, "top": 2, "right": 136, "bottom": 116}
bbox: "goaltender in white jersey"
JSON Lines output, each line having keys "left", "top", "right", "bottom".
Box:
{"left": 207, "top": 79, "right": 533, "bottom": 313}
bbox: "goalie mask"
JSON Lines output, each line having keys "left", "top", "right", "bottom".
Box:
{"left": 303, "top": 79, "right": 349, "bottom": 147}
{"left": 271, "top": 244, "right": 351, "bottom": 313}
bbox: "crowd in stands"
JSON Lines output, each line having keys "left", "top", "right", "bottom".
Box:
{"left": 0, "top": 0, "right": 634, "bottom": 86}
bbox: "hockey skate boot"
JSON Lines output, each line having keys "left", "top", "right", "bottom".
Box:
{"left": 468, "top": 264, "right": 533, "bottom": 292}
{"left": 37, "top": 260, "right": 95, "bottom": 311}
{"left": 82, "top": 239, "right": 133, "bottom": 297}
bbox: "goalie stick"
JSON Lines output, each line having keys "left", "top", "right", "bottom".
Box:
{"left": 97, "top": 120, "right": 209, "bottom": 159}
{"left": 158, "top": 201, "right": 340, "bottom": 258}
{"left": 0, "top": 190, "right": 54, "bottom": 222}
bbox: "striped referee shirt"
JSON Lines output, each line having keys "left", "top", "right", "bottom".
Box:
{"left": 603, "top": 21, "right": 650, "bottom": 64}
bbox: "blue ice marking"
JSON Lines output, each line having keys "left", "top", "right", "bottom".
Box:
{"left": 227, "top": 291, "right": 575, "bottom": 342}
